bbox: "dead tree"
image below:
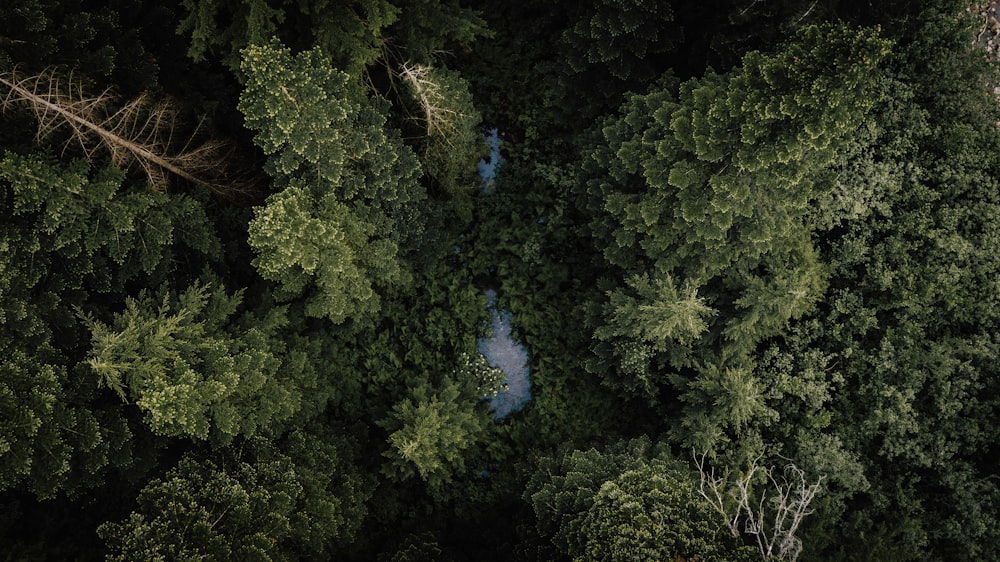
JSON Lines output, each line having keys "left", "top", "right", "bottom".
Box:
{"left": 695, "top": 451, "right": 825, "bottom": 562}
{"left": 0, "top": 68, "right": 252, "bottom": 196}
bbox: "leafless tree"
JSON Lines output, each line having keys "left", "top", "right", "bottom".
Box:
{"left": 396, "top": 63, "right": 467, "bottom": 145}
{"left": 0, "top": 68, "right": 255, "bottom": 197}
{"left": 695, "top": 451, "right": 825, "bottom": 562}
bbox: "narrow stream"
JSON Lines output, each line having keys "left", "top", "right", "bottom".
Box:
{"left": 475, "top": 129, "right": 533, "bottom": 419}
{"left": 477, "top": 290, "right": 532, "bottom": 418}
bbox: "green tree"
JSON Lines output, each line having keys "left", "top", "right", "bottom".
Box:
{"left": 0, "top": 146, "right": 221, "bottom": 500}
{"left": 0, "top": 152, "right": 221, "bottom": 340}
{"left": 178, "top": 0, "right": 395, "bottom": 73}
{"left": 84, "top": 280, "right": 313, "bottom": 442}
{"left": 0, "top": 0, "right": 158, "bottom": 89}
{"left": 99, "top": 431, "right": 369, "bottom": 561}
{"left": 379, "top": 379, "right": 486, "bottom": 494}
{"left": 753, "top": 4, "right": 1000, "bottom": 558}
{"left": 0, "top": 345, "right": 133, "bottom": 499}
{"left": 561, "top": 0, "right": 680, "bottom": 82}
{"left": 585, "top": 24, "right": 890, "bottom": 449}
{"left": 524, "top": 438, "right": 757, "bottom": 561}
{"left": 239, "top": 40, "right": 425, "bottom": 325}
{"left": 178, "top": 0, "right": 489, "bottom": 74}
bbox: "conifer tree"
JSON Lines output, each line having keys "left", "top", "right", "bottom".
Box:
{"left": 239, "top": 40, "right": 425, "bottom": 324}
{"left": 586, "top": 24, "right": 890, "bottom": 449}
{"left": 562, "top": 0, "right": 680, "bottom": 82}
{"left": 524, "top": 438, "right": 757, "bottom": 561}
{"left": 379, "top": 379, "right": 485, "bottom": 493}
{"left": 84, "top": 281, "right": 311, "bottom": 442}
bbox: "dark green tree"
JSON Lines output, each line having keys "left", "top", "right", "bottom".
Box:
{"left": 0, "top": 152, "right": 221, "bottom": 340}
{"left": 0, "top": 345, "right": 133, "bottom": 499}
{"left": 585, "top": 24, "right": 890, "bottom": 451}
{"left": 744, "top": 4, "right": 1000, "bottom": 558}
{"left": 562, "top": 0, "right": 681, "bottom": 82}
{"left": 524, "top": 438, "right": 757, "bottom": 561}
{"left": 99, "top": 431, "right": 370, "bottom": 561}
{"left": 177, "top": 0, "right": 489, "bottom": 74}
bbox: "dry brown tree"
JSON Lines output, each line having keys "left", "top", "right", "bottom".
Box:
{"left": 0, "top": 68, "right": 255, "bottom": 197}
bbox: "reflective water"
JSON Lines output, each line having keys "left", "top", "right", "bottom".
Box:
{"left": 475, "top": 131, "right": 532, "bottom": 419}
{"left": 477, "top": 290, "right": 532, "bottom": 418}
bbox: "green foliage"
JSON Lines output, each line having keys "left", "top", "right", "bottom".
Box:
{"left": 178, "top": 0, "right": 396, "bottom": 73}
{"left": 240, "top": 40, "right": 424, "bottom": 324}
{"left": 100, "top": 433, "right": 369, "bottom": 561}
{"left": 84, "top": 281, "right": 306, "bottom": 442}
{"left": 248, "top": 181, "right": 397, "bottom": 323}
{"left": 0, "top": 0, "right": 157, "bottom": 87}
{"left": 0, "top": 149, "right": 220, "bottom": 500}
{"left": 586, "top": 25, "right": 891, "bottom": 449}
{"left": 381, "top": 532, "right": 449, "bottom": 562}
{"left": 178, "top": 0, "right": 490, "bottom": 74}
{"left": 380, "top": 379, "right": 486, "bottom": 492}
{"left": 600, "top": 273, "right": 716, "bottom": 348}
{"left": 0, "top": 349, "right": 68, "bottom": 493}
{"left": 453, "top": 351, "right": 506, "bottom": 398}
{"left": 0, "top": 346, "right": 127, "bottom": 499}
{"left": 384, "top": 0, "right": 490, "bottom": 64}
{"left": 754, "top": 7, "right": 1000, "bottom": 559}
{"left": 318, "top": 255, "right": 485, "bottom": 395}
{"left": 6, "top": 0, "right": 1000, "bottom": 559}
{"left": 0, "top": 153, "right": 222, "bottom": 339}
{"left": 562, "top": 0, "right": 680, "bottom": 82}
{"left": 100, "top": 454, "right": 297, "bottom": 561}
{"left": 524, "top": 437, "right": 757, "bottom": 561}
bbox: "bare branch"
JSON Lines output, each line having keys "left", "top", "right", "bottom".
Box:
{"left": 396, "top": 62, "right": 467, "bottom": 146}
{"left": 0, "top": 68, "right": 256, "bottom": 198}
{"left": 694, "top": 450, "right": 824, "bottom": 562}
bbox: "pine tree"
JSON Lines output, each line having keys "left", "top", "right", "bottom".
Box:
{"left": 379, "top": 379, "right": 485, "bottom": 493}
{"left": 239, "top": 40, "right": 425, "bottom": 325}
{"left": 84, "top": 281, "right": 307, "bottom": 442}
{"left": 524, "top": 437, "right": 757, "bottom": 561}
{"left": 562, "top": 0, "right": 680, "bottom": 82}
{"left": 586, "top": 25, "right": 890, "bottom": 449}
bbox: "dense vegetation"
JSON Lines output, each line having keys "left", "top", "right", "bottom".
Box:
{"left": 2, "top": 0, "right": 1000, "bottom": 560}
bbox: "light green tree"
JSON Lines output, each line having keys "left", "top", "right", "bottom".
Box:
{"left": 0, "top": 150, "right": 223, "bottom": 497}
{"left": 379, "top": 379, "right": 485, "bottom": 493}
{"left": 240, "top": 40, "right": 425, "bottom": 325}
{"left": 84, "top": 281, "right": 305, "bottom": 442}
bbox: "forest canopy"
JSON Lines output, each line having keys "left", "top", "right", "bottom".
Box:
{"left": 2, "top": 0, "right": 1000, "bottom": 560}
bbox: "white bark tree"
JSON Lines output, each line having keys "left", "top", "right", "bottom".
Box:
{"left": 695, "top": 452, "right": 824, "bottom": 562}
